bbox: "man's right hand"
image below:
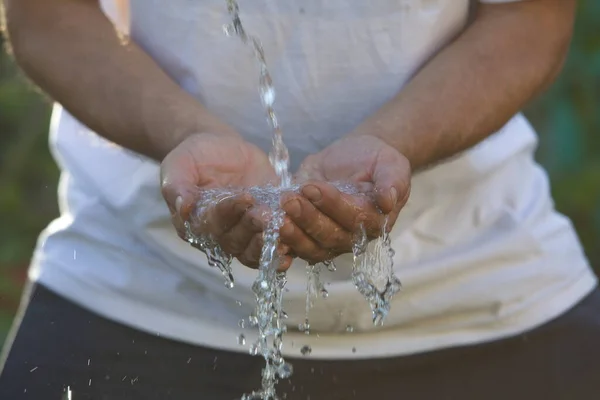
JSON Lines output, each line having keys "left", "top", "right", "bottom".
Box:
{"left": 160, "top": 132, "right": 292, "bottom": 269}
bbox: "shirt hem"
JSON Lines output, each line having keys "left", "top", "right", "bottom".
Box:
{"left": 32, "top": 260, "right": 598, "bottom": 360}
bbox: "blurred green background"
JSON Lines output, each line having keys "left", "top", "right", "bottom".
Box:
{"left": 0, "top": 2, "right": 599, "bottom": 347}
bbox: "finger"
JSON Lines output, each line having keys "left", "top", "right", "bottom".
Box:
{"left": 160, "top": 149, "right": 198, "bottom": 222}
{"left": 381, "top": 188, "right": 408, "bottom": 234}
{"left": 278, "top": 255, "right": 293, "bottom": 272}
{"left": 298, "top": 181, "right": 365, "bottom": 232}
{"left": 237, "top": 239, "right": 292, "bottom": 271}
{"left": 299, "top": 181, "right": 383, "bottom": 238}
{"left": 281, "top": 194, "right": 353, "bottom": 252}
{"left": 219, "top": 205, "right": 267, "bottom": 255}
{"left": 279, "top": 217, "right": 333, "bottom": 263}
{"left": 372, "top": 152, "right": 412, "bottom": 215}
{"left": 238, "top": 233, "right": 264, "bottom": 268}
{"left": 278, "top": 244, "right": 293, "bottom": 272}
{"left": 347, "top": 192, "right": 386, "bottom": 239}
{"left": 199, "top": 192, "right": 254, "bottom": 236}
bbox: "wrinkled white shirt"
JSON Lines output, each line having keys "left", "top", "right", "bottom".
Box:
{"left": 31, "top": 0, "right": 596, "bottom": 358}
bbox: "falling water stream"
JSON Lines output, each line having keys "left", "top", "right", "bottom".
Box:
{"left": 184, "top": 2, "right": 402, "bottom": 399}
{"left": 93, "top": 2, "right": 402, "bottom": 400}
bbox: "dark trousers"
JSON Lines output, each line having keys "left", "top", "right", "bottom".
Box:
{"left": 1, "top": 283, "right": 600, "bottom": 400}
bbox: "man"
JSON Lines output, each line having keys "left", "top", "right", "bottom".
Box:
{"left": 1, "top": 0, "right": 598, "bottom": 399}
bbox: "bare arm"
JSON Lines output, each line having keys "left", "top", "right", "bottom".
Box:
{"left": 351, "top": 0, "right": 577, "bottom": 170}
{"left": 283, "top": 0, "right": 578, "bottom": 261}
{"left": 2, "top": 0, "right": 236, "bottom": 161}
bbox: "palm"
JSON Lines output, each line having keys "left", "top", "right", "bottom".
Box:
{"left": 175, "top": 133, "right": 276, "bottom": 190}
{"left": 296, "top": 136, "right": 403, "bottom": 194}
{"left": 278, "top": 136, "right": 410, "bottom": 263}
{"left": 160, "top": 133, "right": 294, "bottom": 269}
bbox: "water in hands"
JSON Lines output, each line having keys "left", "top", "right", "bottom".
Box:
{"left": 183, "top": 2, "right": 402, "bottom": 399}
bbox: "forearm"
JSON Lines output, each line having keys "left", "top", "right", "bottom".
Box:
{"left": 351, "top": 0, "right": 576, "bottom": 171}
{"left": 3, "top": 0, "right": 235, "bottom": 161}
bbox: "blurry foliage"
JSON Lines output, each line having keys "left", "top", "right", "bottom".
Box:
{"left": 0, "top": 2, "right": 598, "bottom": 272}
{"left": 526, "top": 0, "right": 600, "bottom": 267}
{"left": 0, "top": 44, "right": 55, "bottom": 266}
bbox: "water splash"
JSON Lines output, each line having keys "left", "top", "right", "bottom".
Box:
{"left": 183, "top": 229, "right": 234, "bottom": 287}
{"left": 352, "top": 217, "right": 402, "bottom": 326}
{"left": 187, "top": 185, "right": 402, "bottom": 398}
{"left": 186, "top": 1, "right": 402, "bottom": 398}
{"left": 183, "top": 189, "right": 237, "bottom": 288}
{"left": 242, "top": 209, "right": 292, "bottom": 400}
{"left": 299, "top": 263, "right": 328, "bottom": 337}
{"left": 224, "top": 2, "right": 292, "bottom": 397}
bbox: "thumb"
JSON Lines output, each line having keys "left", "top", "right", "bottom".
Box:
{"left": 372, "top": 151, "right": 411, "bottom": 215}
{"left": 160, "top": 156, "right": 198, "bottom": 223}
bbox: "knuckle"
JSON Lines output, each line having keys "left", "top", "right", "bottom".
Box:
{"left": 304, "top": 214, "right": 327, "bottom": 238}
{"left": 319, "top": 235, "right": 337, "bottom": 249}
{"left": 304, "top": 223, "right": 324, "bottom": 238}
{"left": 328, "top": 231, "right": 351, "bottom": 251}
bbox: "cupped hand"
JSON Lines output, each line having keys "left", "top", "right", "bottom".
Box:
{"left": 280, "top": 135, "right": 411, "bottom": 264}
{"left": 161, "top": 132, "right": 292, "bottom": 269}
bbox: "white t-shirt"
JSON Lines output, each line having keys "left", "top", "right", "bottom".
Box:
{"left": 31, "top": 0, "right": 596, "bottom": 359}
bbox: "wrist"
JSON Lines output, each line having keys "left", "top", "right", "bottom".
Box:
{"left": 144, "top": 93, "right": 240, "bottom": 161}
{"left": 349, "top": 108, "right": 430, "bottom": 171}
{"left": 349, "top": 123, "right": 417, "bottom": 168}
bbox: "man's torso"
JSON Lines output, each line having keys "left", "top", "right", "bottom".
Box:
{"left": 31, "top": 0, "right": 596, "bottom": 358}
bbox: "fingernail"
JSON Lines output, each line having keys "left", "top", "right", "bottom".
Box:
{"left": 278, "top": 244, "right": 290, "bottom": 255}
{"left": 390, "top": 187, "right": 398, "bottom": 206}
{"left": 285, "top": 199, "right": 302, "bottom": 218}
{"left": 175, "top": 196, "right": 183, "bottom": 215}
{"left": 302, "top": 185, "right": 322, "bottom": 202}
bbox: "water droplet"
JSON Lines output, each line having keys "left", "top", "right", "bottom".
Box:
{"left": 277, "top": 362, "right": 293, "bottom": 379}
{"left": 223, "top": 23, "right": 236, "bottom": 36}
{"left": 352, "top": 347, "right": 357, "bottom": 353}
{"left": 248, "top": 315, "right": 258, "bottom": 327}
{"left": 260, "top": 87, "right": 275, "bottom": 108}
{"left": 300, "top": 345, "right": 312, "bottom": 356}
{"left": 298, "top": 321, "right": 310, "bottom": 335}
{"left": 346, "top": 325, "right": 354, "bottom": 333}
{"left": 238, "top": 334, "right": 246, "bottom": 346}
{"left": 323, "top": 260, "right": 337, "bottom": 272}
{"left": 238, "top": 319, "right": 246, "bottom": 329}
{"left": 249, "top": 344, "right": 259, "bottom": 356}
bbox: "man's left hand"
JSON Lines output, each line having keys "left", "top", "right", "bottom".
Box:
{"left": 280, "top": 135, "right": 411, "bottom": 264}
